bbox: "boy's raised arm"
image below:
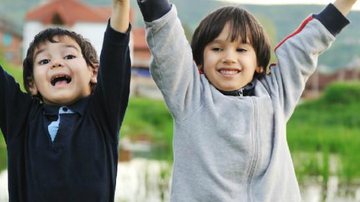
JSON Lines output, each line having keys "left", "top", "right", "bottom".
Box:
{"left": 334, "top": 0, "right": 357, "bottom": 16}
{"left": 110, "top": 0, "right": 130, "bottom": 33}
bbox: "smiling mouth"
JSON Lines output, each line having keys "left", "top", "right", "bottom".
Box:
{"left": 50, "top": 74, "right": 72, "bottom": 86}
{"left": 218, "top": 69, "right": 241, "bottom": 75}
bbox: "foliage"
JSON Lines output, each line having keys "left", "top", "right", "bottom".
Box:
{"left": 288, "top": 82, "right": 360, "bottom": 184}
{"left": 120, "top": 98, "right": 173, "bottom": 160}
{"left": 322, "top": 82, "right": 360, "bottom": 105}
{"left": 0, "top": 58, "right": 23, "bottom": 90}
{"left": 0, "top": 135, "right": 6, "bottom": 171}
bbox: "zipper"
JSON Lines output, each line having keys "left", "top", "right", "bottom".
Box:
{"left": 246, "top": 98, "right": 260, "bottom": 201}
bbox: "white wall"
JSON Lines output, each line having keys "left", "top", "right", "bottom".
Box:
{"left": 72, "top": 22, "right": 107, "bottom": 56}
{"left": 23, "top": 22, "right": 107, "bottom": 58}
{"left": 23, "top": 21, "right": 45, "bottom": 57}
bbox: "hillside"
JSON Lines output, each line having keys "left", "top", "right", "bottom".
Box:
{"left": 1, "top": 0, "right": 359, "bottom": 70}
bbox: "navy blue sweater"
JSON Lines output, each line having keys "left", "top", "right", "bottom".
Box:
{"left": 0, "top": 23, "right": 131, "bottom": 202}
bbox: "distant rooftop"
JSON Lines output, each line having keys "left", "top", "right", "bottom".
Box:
{"left": 26, "top": 0, "right": 118, "bottom": 26}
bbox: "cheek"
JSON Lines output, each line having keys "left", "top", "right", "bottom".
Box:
{"left": 81, "top": 68, "right": 96, "bottom": 85}
{"left": 32, "top": 69, "right": 45, "bottom": 83}
{"left": 203, "top": 54, "right": 217, "bottom": 69}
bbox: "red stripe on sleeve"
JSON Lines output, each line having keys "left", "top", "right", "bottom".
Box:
{"left": 274, "top": 16, "right": 314, "bottom": 50}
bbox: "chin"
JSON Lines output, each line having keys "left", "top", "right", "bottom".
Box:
{"left": 43, "top": 96, "right": 75, "bottom": 106}
{"left": 219, "top": 86, "right": 241, "bottom": 92}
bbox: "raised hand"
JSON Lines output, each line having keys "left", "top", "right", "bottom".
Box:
{"left": 111, "top": 0, "right": 130, "bottom": 33}
{"left": 334, "top": 0, "right": 357, "bottom": 16}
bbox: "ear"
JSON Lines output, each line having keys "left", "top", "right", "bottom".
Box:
{"left": 90, "top": 64, "right": 99, "bottom": 84}
{"left": 28, "top": 78, "right": 39, "bottom": 96}
{"left": 197, "top": 64, "right": 204, "bottom": 74}
{"left": 255, "top": 66, "right": 264, "bottom": 74}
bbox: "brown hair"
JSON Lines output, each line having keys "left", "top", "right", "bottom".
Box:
{"left": 191, "top": 6, "right": 271, "bottom": 77}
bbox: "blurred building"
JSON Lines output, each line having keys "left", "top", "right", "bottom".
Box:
{"left": 0, "top": 18, "right": 22, "bottom": 65}
{"left": 24, "top": 0, "right": 111, "bottom": 58}
{"left": 24, "top": 0, "right": 162, "bottom": 99}
{"left": 304, "top": 57, "right": 360, "bottom": 99}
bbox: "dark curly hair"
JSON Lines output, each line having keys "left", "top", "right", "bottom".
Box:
{"left": 23, "top": 27, "right": 99, "bottom": 98}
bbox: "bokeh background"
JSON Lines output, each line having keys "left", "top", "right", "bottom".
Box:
{"left": 0, "top": 0, "right": 359, "bottom": 201}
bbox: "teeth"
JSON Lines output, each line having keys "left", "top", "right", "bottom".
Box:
{"left": 220, "top": 69, "right": 239, "bottom": 75}
{"left": 51, "top": 74, "right": 71, "bottom": 86}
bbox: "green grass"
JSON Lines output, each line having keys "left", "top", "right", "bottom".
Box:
{"left": 0, "top": 58, "right": 24, "bottom": 90}
{"left": 120, "top": 97, "right": 173, "bottom": 160}
{"left": 0, "top": 135, "right": 6, "bottom": 171}
{"left": 288, "top": 82, "right": 360, "bottom": 184}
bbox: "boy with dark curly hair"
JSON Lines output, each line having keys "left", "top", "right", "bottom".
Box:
{"left": 0, "top": 0, "right": 131, "bottom": 201}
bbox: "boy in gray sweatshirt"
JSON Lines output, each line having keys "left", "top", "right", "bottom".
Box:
{"left": 137, "top": 0, "right": 357, "bottom": 201}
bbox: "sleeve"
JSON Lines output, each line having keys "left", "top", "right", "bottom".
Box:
{"left": 262, "top": 4, "right": 349, "bottom": 120}
{"left": 144, "top": 6, "right": 203, "bottom": 119}
{"left": 91, "top": 22, "right": 131, "bottom": 140}
{"left": 137, "top": 0, "right": 172, "bottom": 22}
{"left": 0, "top": 65, "right": 33, "bottom": 143}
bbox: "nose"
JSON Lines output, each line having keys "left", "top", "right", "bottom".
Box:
{"left": 222, "top": 50, "right": 237, "bottom": 64}
{"left": 222, "top": 58, "right": 236, "bottom": 65}
{"left": 51, "top": 59, "right": 64, "bottom": 69}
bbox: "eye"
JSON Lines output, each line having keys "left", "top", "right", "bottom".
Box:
{"left": 211, "top": 47, "right": 223, "bottom": 52}
{"left": 38, "top": 59, "right": 50, "bottom": 65}
{"left": 236, "top": 48, "right": 247, "bottom": 52}
{"left": 64, "top": 54, "right": 76, "bottom": 60}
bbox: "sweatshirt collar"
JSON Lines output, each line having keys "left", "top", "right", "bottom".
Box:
{"left": 43, "top": 97, "right": 89, "bottom": 116}
{"left": 219, "top": 80, "right": 257, "bottom": 97}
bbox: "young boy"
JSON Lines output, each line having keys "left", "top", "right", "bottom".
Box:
{"left": 0, "top": 0, "right": 130, "bottom": 201}
{"left": 137, "top": 0, "right": 356, "bottom": 201}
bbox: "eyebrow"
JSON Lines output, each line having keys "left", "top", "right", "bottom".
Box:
{"left": 33, "top": 48, "right": 45, "bottom": 60}
{"left": 33, "top": 44, "right": 80, "bottom": 60}
{"left": 209, "top": 39, "right": 227, "bottom": 45}
{"left": 210, "top": 39, "right": 251, "bottom": 45}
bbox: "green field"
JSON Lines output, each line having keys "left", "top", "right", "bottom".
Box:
{"left": 120, "top": 97, "right": 173, "bottom": 160}
{"left": 288, "top": 82, "right": 360, "bottom": 185}
{"left": 0, "top": 64, "right": 359, "bottom": 187}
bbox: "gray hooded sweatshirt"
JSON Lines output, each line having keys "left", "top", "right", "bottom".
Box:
{"left": 143, "top": 4, "right": 349, "bottom": 202}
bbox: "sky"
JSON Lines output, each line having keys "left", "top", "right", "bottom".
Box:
{"left": 219, "top": 0, "right": 360, "bottom": 10}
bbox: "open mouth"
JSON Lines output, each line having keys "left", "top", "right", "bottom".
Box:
{"left": 50, "top": 74, "right": 72, "bottom": 86}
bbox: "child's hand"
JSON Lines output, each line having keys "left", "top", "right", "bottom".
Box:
{"left": 113, "top": 0, "right": 129, "bottom": 5}
{"left": 111, "top": 0, "right": 130, "bottom": 33}
{"left": 334, "top": 0, "right": 357, "bottom": 16}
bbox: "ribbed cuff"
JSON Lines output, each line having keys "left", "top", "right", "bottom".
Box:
{"left": 313, "top": 4, "right": 350, "bottom": 36}
{"left": 137, "top": 0, "right": 172, "bottom": 22}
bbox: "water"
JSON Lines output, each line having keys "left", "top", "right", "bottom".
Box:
{"left": 301, "top": 176, "right": 360, "bottom": 202}
{"left": 0, "top": 170, "right": 7, "bottom": 202}
{"left": 0, "top": 158, "right": 171, "bottom": 202}
{"left": 1, "top": 158, "right": 359, "bottom": 202}
{"left": 114, "top": 159, "right": 171, "bottom": 202}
